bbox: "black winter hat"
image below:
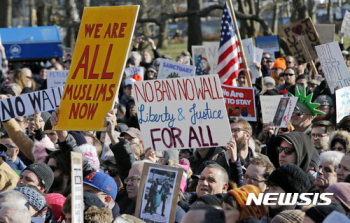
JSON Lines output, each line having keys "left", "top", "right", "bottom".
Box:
{"left": 305, "top": 203, "right": 345, "bottom": 223}
{"left": 24, "top": 163, "right": 54, "bottom": 193}
{"left": 197, "top": 193, "right": 225, "bottom": 207}
{"left": 83, "top": 192, "right": 105, "bottom": 212}
{"left": 267, "top": 163, "right": 311, "bottom": 194}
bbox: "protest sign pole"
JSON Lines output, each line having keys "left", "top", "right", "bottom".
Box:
{"left": 226, "top": 0, "right": 252, "bottom": 88}
{"left": 299, "top": 38, "right": 318, "bottom": 75}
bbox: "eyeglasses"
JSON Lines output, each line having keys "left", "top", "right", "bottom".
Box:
{"left": 263, "top": 57, "right": 270, "bottom": 60}
{"left": 311, "top": 133, "right": 328, "bottom": 139}
{"left": 286, "top": 61, "right": 293, "bottom": 64}
{"left": 231, "top": 128, "right": 248, "bottom": 133}
{"left": 292, "top": 110, "right": 311, "bottom": 116}
{"left": 5, "top": 144, "right": 16, "bottom": 149}
{"left": 284, "top": 73, "right": 294, "bottom": 76}
{"left": 124, "top": 176, "right": 141, "bottom": 184}
{"left": 276, "top": 146, "right": 295, "bottom": 155}
{"left": 242, "top": 174, "right": 266, "bottom": 183}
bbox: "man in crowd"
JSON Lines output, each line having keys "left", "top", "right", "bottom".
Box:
{"left": 263, "top": 76, "right": 276, "bottom": 91}
{"left": 295, "top": 62, "right": 308, "bottom": 75}
{"left": 277, "top": 67, "right": 296, "bottom": 91}
{"left": 296, "top": 74, "right": 309, "bottom": 88}
{"left": 261, "top": 53, "right": 272, "bottom": 76}
{"left": 1, "top": 134, "right": 26, "bottom": 171}
{"left": 119, "top": 78, "right": 135, "bottom": 108}
{"left": 0, "top": 202, "right": 31, "bottom": 223}
{"left": 196, "top": 164, "right": 229, "bottom": 197}
{"left": 291, "top": 103, "right": 314, "bottom": 136}
{"left": 311, "top": 121, "right": 335, "bottom": 154}
{"left": 243, "top": 157, "right": 275, "bottom": 192}
{"left": 285, "top": 55, "right": 296, "bottom": 68}
{"left": 132, "top": 36, "right": 161, "bottom": 69}
{"left": 270, "top": 58, "right": 286, "bottom": 85}
{"left": 313, "top": 95, "right": 335, "bottom": 123}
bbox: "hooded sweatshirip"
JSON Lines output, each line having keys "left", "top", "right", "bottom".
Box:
{"left": 274, "top": 132, "right": 318, "bottom": 192}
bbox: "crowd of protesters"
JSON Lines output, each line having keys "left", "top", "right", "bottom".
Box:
{"left": 1, "top": 29, "right": 350, "bottom": 223}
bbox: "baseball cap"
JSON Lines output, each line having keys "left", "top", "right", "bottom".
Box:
{"left": 124, "top": 78, "right": 136, "bottom": 87}
{"left": 121, "top": 127, "right": 142, "bottom": 141}
{"left": 314, "top": 95, "right": 334, "bottom": 107}
{"left": 266, "top": 57, "right": 275, "bottom": 63}
{"left": 84, "top": 172, "right": 118, "bottom": 200}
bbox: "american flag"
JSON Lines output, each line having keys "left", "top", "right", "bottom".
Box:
{"left": 217, "top": 2, "right": 243, "bottom": 86}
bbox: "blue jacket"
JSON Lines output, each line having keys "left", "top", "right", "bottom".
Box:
{"left": 14, "top": 157, "right": 26, "bottom": 171}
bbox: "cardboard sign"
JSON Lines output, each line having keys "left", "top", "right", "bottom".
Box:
{"left": 281, "top": 17, "right": 321, "bottom": 62}
{"left": 255, "top": 35, "right": 280, "bottom": 58}
{"left": 54, "top": 6, "right": 139, "bottom": 131}
{"left": 133, "top": 75, "right": 232, "bottom": 151}
{"left": 124, "top": 66, "right": 144, "bottom": 80}
{"left": 341, "top": 11, "right": 350, "bottom": 38}
{"left": 315, "top": 41, "right": 350, "bottom": 94}
{"left": 314, "top": 24, "right": 335, "bottom": 44}
{"left": 335, "top": 87, "right": 350, "bottom": 123}
{"left": 135, "top": 163, "right": 183, "bottom": 223}
{"left": 242, "top": 38, "right": 259, "bottom": 78}
{"left": 203, "top": 42, "right": 219, "bottom": 74}
{"left": 0, "top": 86, "right": 63, "bottom": 121}
{"left": 47, "top": 70, "right": 69, "bottom": 89}
{"left": 157, "top": 59, "right": 195, "bottom": 79}
{"left": 272, "top": 97, "right": 298, "bottom": 127}
{"left": 222, "top": 85, "right": 256, "bottom": 121}
{"left": 71, "top": 152, "right": 83, "bottom": 223}
{"left": 260, "top": 95, "right": 284, "bottom": 124}
{"left": 192, "top": 46, "right": 210, "bottom": 75}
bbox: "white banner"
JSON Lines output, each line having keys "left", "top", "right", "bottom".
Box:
{"left": 260, "top": 95, "right": 283, "bottom": 124}
{"left": 124, "top": 66, "right": 144, "bottom": 80}
{"left": 336, "top": 87, "right": 350, "bottom": 123}
{"left": 157, "top": 59, "right": 195, "bottom": 79}
{"left": 47, "top": 70, "right": 68, "bottom": 89}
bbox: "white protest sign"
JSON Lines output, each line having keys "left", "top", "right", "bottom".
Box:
{"left": 124, "top": 66, "right": 144, "bottom": 80}
{"left": 255, "top": 47, "right": 264, "bottom": 64}
{"left": 260, "top": 95, "right": 283, "bottom": 124}
{"left": 242, "top": 38, "right": 259, "bottom": 78}
{"left": 314, "top": 24, "right": 334, "bottom": 44}
{"left": 204, "top": 42, "right": 219, "bottom": 74}
{"left": 0, "top": 86, "right": 63, "bottom": 121}
{"left": 133, "top": 75, "right": 232, "bottom": 151}
{"left": 341, "top": 11, "right": 350, "bottom": 37}
{"left": 315, "top": 41, "right": 350, "bottom": 94}
{"left": 47, "top": 70, "right": 69, "bottom": 89}
{"left": 31, "top": 218, "right": 44, "bottom": 223}
{"left": 157, "top": 59, "right": 195, "bottom": 79}
{"left": 71, "top": 152, "right": 83, "bottom": 223}
{"left": 272, "top": 97, "right": 298, "bottom": 127}
{"left": 336, "top": 87, "right": 350, "bottom": 123}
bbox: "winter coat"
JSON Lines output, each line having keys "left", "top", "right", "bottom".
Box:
{"left": 0, "top": 162, "right": 20, "bottom": 192}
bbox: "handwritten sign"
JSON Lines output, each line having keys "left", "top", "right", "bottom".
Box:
{"left": 0, "top": 86, "right": 63, "bottom": 121}
{"left": 71, "top": 152, "right": 83, "bottom": 223}
{"left": 221, "top": 85, "right": 256, "bottom": 121}
{"left": 203, "top": 42, "right": 219, "bottom": 74}
{"left": 255, "top": 47, "right": 263, "bottom": 64}
{"left": 336, "top": 87, "right": 350, "bottom": 123}
{"left": 281, "top": 17, "right": 321, "bottom": 62}
{"left": 124, "top": 66, "right": 144, "bottom": 80}
{"left": 272, "top": 97, "right": 298, "bottom": 127}
{"left": 255, "top": 35, "right": 280, "bottom": 58}
{"left": 314, "top": 24, "right": 334, "bottom": 44}
{"left": 315, "top": 41, "right": 350, "bottom": 94}
{"left": 133, "top": 75, "right": 232, "bottom": 151}
{"left": 192, "top": 46, "right": 210, "bottom": 75}
{"left": 54, "top": 6, "right": 139, "bottom": 131}
{"left": 157, "top": 59, "right": 195, "bottom": 79}
{"left": 242, "top": 38, "right": 259, "bottom": 78}
{"left": 341, "top": 11, "right": 350, "bottom": 37}
{"left": 260, "top": 95, "right": 283, "bottom": 123}
{"left": 47, "top": 70, "right": 69, "bottom": 89}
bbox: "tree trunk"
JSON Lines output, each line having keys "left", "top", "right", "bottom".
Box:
{"left": 237, "top": 0, "right": 251, "bottom": 39}
{"left": 307, "top": 0, "right": 317, "bottom": 24}
{"left": 0, "top": 0, "right": 12, "bottom": 27}
{"left": 139, "top": 0, "right": 151, "bottom": 37}
{"left": 65, "top": 0, "right": 76, "bottom": 47}
{"left": 76, "top": 0, "right": 90, "bottom": 21}
{"left": 29, "top": 0, "right": 35, "bottom": 26}
{"left": 187, "top": 0, "right": 202, "bottom": 54}
{"left": 36, "top": 0, "right": 48, "bottom": 26}
{"left": 157, "top": 20, "right": 169, "bottom": 49}
{"left": 271, "top": 3, "right": 280, "bottom": 35}
{"left": 327, "top": 0, "right": 333, "bottom": 23}
{"left": 291, "top": 0, "right": 308, "bottom": 23}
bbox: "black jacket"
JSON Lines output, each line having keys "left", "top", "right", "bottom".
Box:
{"left": 187, "top": 147, "right": 225, "bottom": 175}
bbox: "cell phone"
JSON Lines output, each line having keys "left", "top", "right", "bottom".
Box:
{"left": 142, "top": 36, "right": 149, "bottom": 41}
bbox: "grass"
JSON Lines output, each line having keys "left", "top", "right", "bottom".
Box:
{"left": 157, "top": 43, "right": 188, "bottom": 60}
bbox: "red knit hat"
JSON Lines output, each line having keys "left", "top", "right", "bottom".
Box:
{"left": 273, "top": 58, "right": 287, "bottom": 71}
{"left": 45, "top": 193, "right": 66, "bottom": 222}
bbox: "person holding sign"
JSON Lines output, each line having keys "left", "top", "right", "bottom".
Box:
{"left": 132, "top": 36, "right": 162, "bottom": 69}
{"left": 271, "top": 58, "right": 287, "bottom": 86}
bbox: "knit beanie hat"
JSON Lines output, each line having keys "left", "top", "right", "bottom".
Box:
{"left": 331, "top": 138, "right": 347, "bottom": 150}
{"left": 13, "top": 187, "right": 46, "bottom": 211}
{"left": 305, "top": 203, "right": 345, "bottom": 223}
{"left": 78, "top": 144, "right": 100, "bottom": 172}
{"left": 172, "top": 159, "right": 190, "bottom": 193}
{"left": 273, "top": 58, "right": 287, "bottom": 71}
{"left": 197, "top": 194, "right": 225, "bottom": 207}
{"left": 267, "top": 163, "right": 311, "bottom": 194}
{"left": 326, "top": 183, "right": 350, "bottom": 210}
{"left": 227, "top": 185, "right": 268, "bottom": 221}
{"left": 24, "top": 163, "right": 54, "bottom": 193}
{"left": 271, "top": 210, "right": 305, "bottom": 223}
{"left": 45, "top": 193, "right": 66, "bottom": 222}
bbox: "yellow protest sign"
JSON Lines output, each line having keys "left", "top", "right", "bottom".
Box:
{"left": 54, "top": 6, "right": 139, "bottom": 131}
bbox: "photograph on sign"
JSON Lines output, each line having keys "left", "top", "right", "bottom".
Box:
{"left": 222, "top": 85, "right": 256, "bottom": 121}
{"left": 314, "top": 24, "right": 334, "bottom": 44}
{"left": 273, "top": 98, "right": 290, "bottom": 126}
{"left": 272, "top": 97, "right": 298, "bottom": 128}
{"left": 192, "top": 46, "right": 210, "bottom": 75}
{"left": 203, "top": 42, "right": 219, "bottom": 74}
{"left": 315, "top": 41, "right": 350, "bottom": 94}
{"left": 54, "top": 6, "right": 139, "bottom": 131}
{"left": 335, "top": 87, "right": 350, "bottom": 123}
{"left": 341, "top": 11, "right": 350, "bottom": 37}
{"left": 124, "top": 66, "right": 144, "bottom": 80}
{"left": 47, "top": 70, "right": 69, "bottom": 89}
{"left": 133, "top": 75, "right": 232, "bottom": 151}
{"left": 157, "top": 59, "right": 195, "bottom": 79}
{"left": 0, "top": 86, "right": 63, "bottom": 121}
{"left": 281, "top": 17, "right": 321, "bottom": 60}
{"left": 255, "top": 35, "right": 280, "bottom": 58}
{"left": 260, "top": 95, "right": 284, "bottom": 124}
{"left": 135, "top": 163, "right": 182, "bottom": 223}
